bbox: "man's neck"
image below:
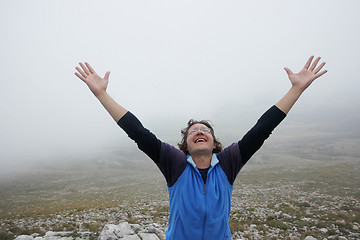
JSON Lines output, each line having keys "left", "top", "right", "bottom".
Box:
{"left": 191, "top": 153, "right": 212, "bottom": 169}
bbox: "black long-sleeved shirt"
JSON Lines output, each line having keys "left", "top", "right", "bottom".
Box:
{"left": 118, "top": 105, "right": 286, "bottom": 187}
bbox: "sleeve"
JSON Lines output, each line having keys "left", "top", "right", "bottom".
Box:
{"left": 238, "top": 105, "right": 286, "bottom": 164}
{"left": 117, "top": 111, "right": 162, "bottom": 163}
{"left": 158, "top": 143, "right": 187, "bottom": 187}
{"left": 219, "top": 105, "right": 286, "bottom": 185}
{"left": 117, "top": 112, "right": 187, "bottom": 187}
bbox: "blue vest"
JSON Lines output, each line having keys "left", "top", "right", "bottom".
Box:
{"left": 166, "top": 154, "right": 233, "bottom": 240}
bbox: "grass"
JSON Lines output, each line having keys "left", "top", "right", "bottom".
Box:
{"left": 229, "top": 155, "right": 360, "bottom": 239}
{"left": 0, "top": 153, "right": 359, "bottom": 239}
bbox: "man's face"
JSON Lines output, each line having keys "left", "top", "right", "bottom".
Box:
{"left": 186, "top": 123, "right": 216, "bottom": 156}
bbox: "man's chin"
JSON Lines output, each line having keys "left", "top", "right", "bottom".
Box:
{"left": 189, "top": 148, "right": 213, "bottom": 156}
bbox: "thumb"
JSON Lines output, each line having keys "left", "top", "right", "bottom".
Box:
{"left": 284, "top": 67, "right": 293, "bottom": 76}
{"left": 104, "top": 71, "right": 110, "bottom": 80}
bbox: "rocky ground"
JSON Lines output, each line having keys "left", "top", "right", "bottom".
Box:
{"left": 1, "top": 156, "right": 359, "bottom": 240}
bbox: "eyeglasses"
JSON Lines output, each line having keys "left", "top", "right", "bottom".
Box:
{"left": 188, "top": 127, "right": 211, "bottom": 135}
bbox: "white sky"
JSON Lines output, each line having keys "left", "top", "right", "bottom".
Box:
{"left": 1, "top": 0, "right": 359, "bottom": 171}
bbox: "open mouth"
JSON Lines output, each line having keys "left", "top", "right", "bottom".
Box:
{"left": 195, "top": 138, "right": 207, "bottom": 143}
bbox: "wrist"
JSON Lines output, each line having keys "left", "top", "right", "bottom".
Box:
{"left": 95, "top": 90, "right": 108, "bottom": 100}
{"left": 290, "top": 85, "right": 305, "bottom": 96}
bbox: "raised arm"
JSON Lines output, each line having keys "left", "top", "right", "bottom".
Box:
{"left": 74, "top": 62, "right": 184, "bottom": 185}
{"left": 75, "top": 62, "right": 127, "bottom": 122}
{"left": 75, "top": 62, "right": 164, "bottom": 163}
{"left": 276, "top": 56, "right": 327, "bottom": 114}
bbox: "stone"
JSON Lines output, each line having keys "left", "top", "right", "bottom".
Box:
{"left": 14, "top": 236, "right": 34, "bottom": 240}
{"left": 138, "top": 233, "right": 160, "bottom": 240}
{"left": 336, "top": 219, "right": 346, "bottom": 225}
{"left": 349, "top": 232, "right": 359, "bottom": 238}
{"left": 249, "top": 224, "right": 257, "bottom": 229}
{"left": 304, "top": 236, "right": 317, "bottom": 240}
{"left": 44, "top": 231, "right": 73, "bottom": 237}
{"left": 275, "top": 211, "right": 283, "bottom": 218}
{"left": 98, "top": 222, "right": 135, "bottom": 240}
{"left": 319, "top": 228, "right": 328, "bottom": 233}
{"left": 121, "top": 235, "right": 141, "bottom": 240}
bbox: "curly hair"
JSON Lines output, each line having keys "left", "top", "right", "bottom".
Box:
{"left": 178, "top": 119, "right": 223, "bottom": 155}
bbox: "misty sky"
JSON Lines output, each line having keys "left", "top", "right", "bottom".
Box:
{"left": 1, "top": 0, "right": 359, "bottom": 171}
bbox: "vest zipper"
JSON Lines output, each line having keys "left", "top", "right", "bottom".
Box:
{"left": 204, "top": 184, "right": 207, "bottom": 194}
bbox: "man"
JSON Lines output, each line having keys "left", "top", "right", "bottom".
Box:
{"left": 75, "top": 56, "right": 327, "bottom": 239}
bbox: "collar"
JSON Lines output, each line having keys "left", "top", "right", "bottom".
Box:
{"left": 187, "top": 153, "right": 219, "bottom": 168}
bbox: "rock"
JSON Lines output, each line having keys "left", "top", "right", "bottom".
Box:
{"left": 14, "top": 236, "right": 34, "bottom": 240}
{"left": 129, "top": 223, "right": 141, "bottom": 232}
{"left": 249, "top": 224, "right": 257, "bottom": 229}
{"left": 12, "top": 221, "right": 164, "bottom": 240}
{"left": 138, "top": 233, "right": 160, "bottom": 240}
{"left": 275, "top": 211, "right": 283, "bottom": 218}
{"left": 304, "top": 236, "right": 317, "bottom": 240}
{"left": 336, "top": 219, "right": 346, "bottom": 225}
{"left": 14, "top": 231, "right": 94, "bottom": 240}
{"left": 349, "top": 232, "right": 359, "bottom": 238}
{"left": 152, "top": 223, "right": 160, "bottom": 228}
{"left": 146, "top": 225, "right": 157, "bottom": 233}
{"left": 97, "top": 222, "right": 164, "bottom": 240}
{"left": 98, "top": 222, "right": 135, "bottom": 240}
{"left": 15, "top": 231, "right": 77, "bottom": 240}
{"left": 44, "top": 231, "right": 73, "bottom": 237}
{"left": 283, "top": 213, "right": 293, "bottom": 219}
{"left": 121, "top": 236, "right": 141, "bottom": 240}
{"left": 319, "top": 228, "right": 328, "bottom": 233}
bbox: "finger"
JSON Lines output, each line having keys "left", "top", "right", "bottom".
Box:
{"left": 85, "top": 62, "right": 96, "bottom": 74}
{"left": 314, "top": 62, "right": 326, "bottom": 74}
{"left": 315, "top": 70, "right": 328, "bottom": 79}
{"left": 104, "top": 71, "right": 110, "bottom": 80}
{"left": 75, "top": 66, "right": 87, "bottom": 79}
{"left": 75, "top": 72, "right": 86, "bottom": 82}
{"left": 304, "top": 56, "right": 314, "bottom": 69}
{"left": 309, "top": 57, "right": 321, "bottom": 71}
{"left": 284, "top": 67, "right": 294, "bottom": 76}
{"left": 79, "top": 62, "right": 90, "bottom": 75}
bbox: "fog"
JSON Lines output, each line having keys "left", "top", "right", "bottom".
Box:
{"left": 1, "top": 0, "right": 359, "bottom": 173}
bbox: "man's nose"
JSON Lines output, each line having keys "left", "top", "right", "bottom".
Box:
{"left": 195, "top": 130, "right": 204, "bottom": 135}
